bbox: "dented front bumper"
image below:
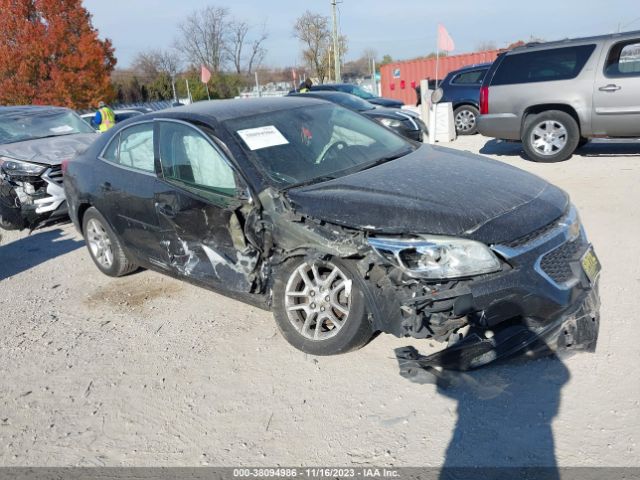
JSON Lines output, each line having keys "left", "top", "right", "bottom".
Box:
{"left": 0, "top": 167, "right": 66, "bottom": 230}
{"left": 396, "top": 283, "right": 599, "bottom": 373}
{"left": 382, "top": 208, "right": 602, "bottom": 370}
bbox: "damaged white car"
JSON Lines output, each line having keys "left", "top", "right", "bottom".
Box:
{"left": 63, "top": 98, "right": 601, "bottom": 369}
{"left": 0, "top": 106, "right": 96, "bottom": 231}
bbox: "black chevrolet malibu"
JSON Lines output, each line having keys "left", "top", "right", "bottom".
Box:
{"left": 63, "top": 97, "right": 601, "bottom": 368}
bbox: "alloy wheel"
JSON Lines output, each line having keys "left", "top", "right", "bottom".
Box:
{"left": 284, "top": 260, "right": 352, "bottom": 341}
{"left": 530, "top": 120, "right": 568, "bottom": 156}
{"left": 86, "top": 218, "right": 114, "bottom": 269}
{"left": 455, "top": 110, "right": 476, "bottom": 133}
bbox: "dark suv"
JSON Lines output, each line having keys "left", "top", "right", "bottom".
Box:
{"left": 478, "top": 30, "right": 640, "bottom": 162}
{"left": 439, "top": 63, "right": 491, "bottom": 135}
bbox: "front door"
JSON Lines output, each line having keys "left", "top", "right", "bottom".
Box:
{"left": 154, "top": 120, "right": 259, "bottom": 293}
{"left": 592, "top": 37, "right": 640, "bottom": 137}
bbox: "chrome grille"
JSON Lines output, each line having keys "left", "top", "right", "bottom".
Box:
{"left": 504, "top": 213, "right": 566, "bottom": 249}
{"left": 45, "top": 166, "right": 63, "bottom": 186}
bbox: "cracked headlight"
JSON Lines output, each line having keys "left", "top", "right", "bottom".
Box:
{"left": 378, "top": 118, "right": 403, "bottom": 128}
{"left": 0, "top": 157, "right": 47, "bottom": 177}
{"left": 368, "top": 236, "right": 501, "bottom": 279}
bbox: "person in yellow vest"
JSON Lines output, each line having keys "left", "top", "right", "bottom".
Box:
{"left": 298, "top": 78, "right": 313, "bottom": 93}
{"left": 92, "top": 101, "right": 116, "bottom": 132}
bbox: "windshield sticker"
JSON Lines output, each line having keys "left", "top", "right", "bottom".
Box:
{"left": 237, "top": 126, "right": 289, "bottom": 151}
{"left": 50, "top": 125, "right": 74, "bottom": 133}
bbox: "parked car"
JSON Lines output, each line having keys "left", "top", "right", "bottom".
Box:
{"left": 81, "top": 109, "right": 144, "bottom": 129}
{"left": 0, "top": 106, "right": 96, "bottom": 231}
{"left": 310, "top": 83, "right": 404, "bottom": 108}
{"left": 478, "top": 30, "right": 640, "bottom": 162}
{"left": 289, "top": 90, "right": 427, "bottom": 141}
{"left": 437, "top": 63, "right": 491, "bottom": 135}
{"left": 64, "top": 97, "right": 600, "bottom": 367}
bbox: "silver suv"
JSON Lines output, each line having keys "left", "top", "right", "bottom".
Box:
{"left": 477, "top": 30, "right": 640, "bottom": 162}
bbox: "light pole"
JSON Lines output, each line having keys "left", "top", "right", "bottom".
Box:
{"left": 331, "top": 0, "right": 341, "bottom": 83}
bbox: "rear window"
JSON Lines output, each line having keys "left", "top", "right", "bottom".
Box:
{"left": 451, "top": 69, "right": 487, "bottom": 85}
{"left": 491, "top": 44, "right": 596, "bottom": 85}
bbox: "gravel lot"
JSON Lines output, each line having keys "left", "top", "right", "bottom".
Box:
{"left": 1, "top": 135, "right": 639, "bottom": 468}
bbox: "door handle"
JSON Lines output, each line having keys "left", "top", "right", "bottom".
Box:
{"left": 599, "top": 84, "right": 621, "bottom": 92}
{"left": 155, "top": 202, "right": 176, "bottom": 218}
{"left": 100, "top": 182, "right": 112, "bottom": 191}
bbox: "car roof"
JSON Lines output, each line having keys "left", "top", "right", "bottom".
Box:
{"left": 451, "top": 62, "right": 492, "bottom": 72}
{"left": 0, "top": 105, "right": 70, "bottom": 117}
{"left": 292, "top": 90, "right": 357, "bottom": 100}
{"left": 156, "top": 97, "right": 328, "bottom": 122}
{"left": 313, "top": 83, "right": 352, "bottom": 88}
{"left": 508, "top": 29, "right": 640, "bottom": 54}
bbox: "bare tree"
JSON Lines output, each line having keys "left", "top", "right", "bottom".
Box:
{"left": 176, "top": 6, "right": 230, "bottom": 72}
{"left": 246, "top": 25, "right": 268, "bottom": 75}
{"left": 226, "top": 20, "right": 268, "bottom": 75}
{"left": 134, "top": 49, "right": 182, "bottom": 78}
{"left": 476, "top": 41, "right": 498, "bottom": 51}
{"left": 132, "top": 49, "right": 183, "bottom": 101}
{"left": 293, "top": 11, "right": 332, "bottom": 83}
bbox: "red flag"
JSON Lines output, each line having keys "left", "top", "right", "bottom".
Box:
{"left": 292, "top": 68, "right": 298, "bottom": 83}
{"left": 437, "top": 24, "right": 455, "bottom": 52}
{"left": 201, "top": 65, "right": 211, "bottom": 84}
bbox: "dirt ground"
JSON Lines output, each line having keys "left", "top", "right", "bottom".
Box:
{"left": 1, "top": 135, "right": 639, "bottom": 468}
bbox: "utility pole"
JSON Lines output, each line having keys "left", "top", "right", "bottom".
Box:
{"left": 331, "top": 0, "right": 341, "bottom": 83}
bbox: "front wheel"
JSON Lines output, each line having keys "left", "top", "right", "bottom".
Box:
{"left": 522, "top": 110, "right": 580, "bottom": 162}
{"left": 272, "top": 256, "right": 374, "bottom": 356}
{"left": 454, "top": 105, "right": 479, "bottom": 135}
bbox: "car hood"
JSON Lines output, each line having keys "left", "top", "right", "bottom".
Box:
{"left": 0, "top": 133, "right": 96, "bottom": 166}
{"left": 365, "top": 107, "right": 411, "bottom": 120}
{"left": 286, "top": 145, "right": 569, "bottom": 245}
{"left": 368, "top": 97, "right": 404, "bottom": 108}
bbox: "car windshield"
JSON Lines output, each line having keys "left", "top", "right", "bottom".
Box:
{"left": 224, "top": 103, "right": 414, "bottom": 188}
{"left": 0, "top": 109, "right": 94, "bottom": 145}
{"left": 350, "top": 85, "right": 376, "bottom": 100}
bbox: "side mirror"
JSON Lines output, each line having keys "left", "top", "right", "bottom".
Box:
{"left": 431, "top": 88, "right": 444, "bottom": 104}
{"left": 235, "top": 176, "right": 253, "bottom": 202}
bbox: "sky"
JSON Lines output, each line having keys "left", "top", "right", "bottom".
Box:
{"left": 83, "top": 0, "right": 639, "bottom": 69}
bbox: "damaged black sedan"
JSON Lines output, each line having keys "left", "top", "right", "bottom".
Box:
{"left": 0, "top": 106, "right": 96, "bottom": 231}
{"left": 64, "top": 97, "right": 601, "bottom": 366}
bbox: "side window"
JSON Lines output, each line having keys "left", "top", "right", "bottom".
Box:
{"left": 451, "top": 69, "right": 487, "bottom": 85}
{"left": 102, "top": 134, "right": 120, "bottom": 162}
{"left": 159, "top": 122, "right": 236, "bottom": 195}
{"left": 491, "top": 45, "right": 596, "bottom": 85}
{"left": 118, "top": 123, "right": 154, "bottom": 172}
{"left": 605, "top": 40, "right": 640, "bottom": 77}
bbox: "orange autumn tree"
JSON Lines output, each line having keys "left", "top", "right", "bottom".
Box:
{"left": 0, "top": 0, "right": 116, "bottom": 109}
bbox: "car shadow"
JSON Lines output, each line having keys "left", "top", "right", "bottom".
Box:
{"left": 0, "top": 228, "right": 84, "bottom": 281}
{"left": 479, "top": 138, "right": 640, "bottom": 160}
{"left": 436, "top": 355, "right": 569, "bottom": 479}
{"left": 396, "top": 334, "right": 571, "bottom": 478}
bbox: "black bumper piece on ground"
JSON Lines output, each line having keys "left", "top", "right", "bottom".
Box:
{"left": 396, "top": 284, "right": 599, "bottom": 377}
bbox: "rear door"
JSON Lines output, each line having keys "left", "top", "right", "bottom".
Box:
{"left": 154, "top": 119, "right": 259, "bottom": 292}
{"left": 592, "top": 37, "right": 640, "bottom": 137}
{"left": 96, "top": 121, "right": 167, "bottom": 264}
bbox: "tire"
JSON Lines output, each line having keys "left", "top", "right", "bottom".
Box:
{"left": 82, "top": 207, "right": 137, "bottom": 277}
{"left": 272, "top": 256, "right": 374, "bottom": 356}
{"left": 453, "top": 105, "right": 479, "bottom": 135}
{"left": 522, "top": 110, "right": 580, "bottom": 163}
